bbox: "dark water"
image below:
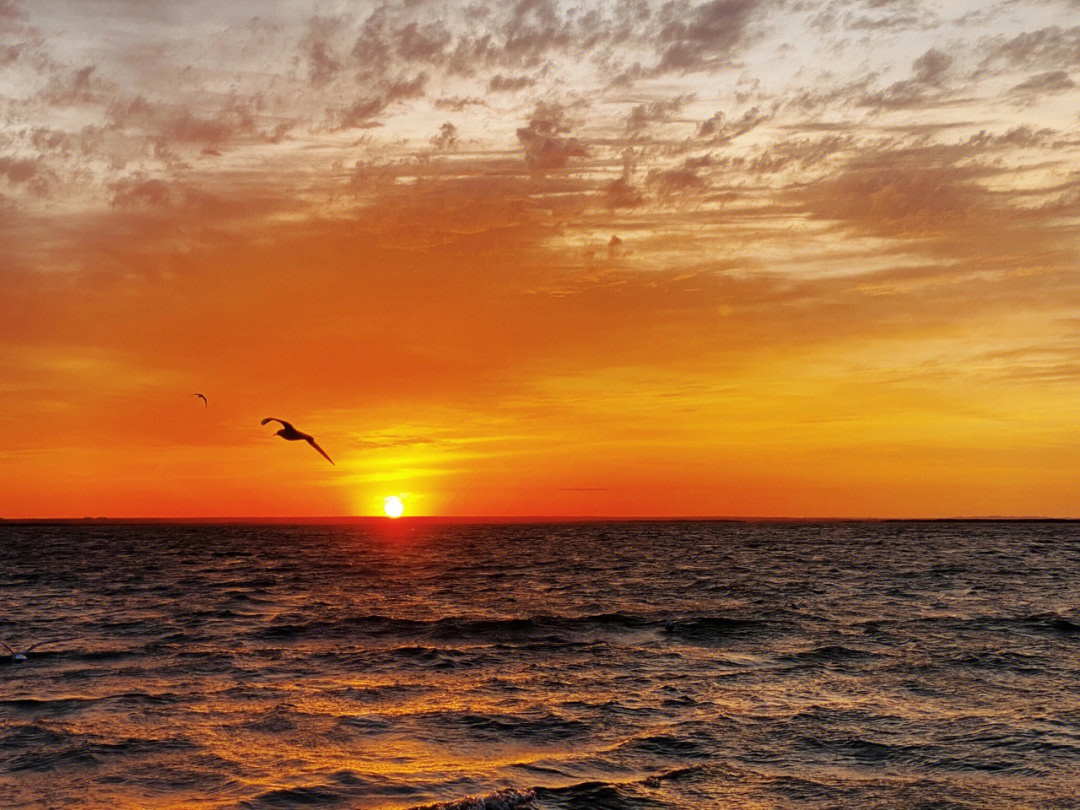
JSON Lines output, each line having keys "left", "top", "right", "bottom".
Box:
{"left": 2, "top": 521, "right": 1079, "bottom": 809}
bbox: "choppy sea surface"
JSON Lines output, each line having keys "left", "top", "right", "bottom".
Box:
{"left": 2, "top": 521, "right": 1079, "bottom": 809}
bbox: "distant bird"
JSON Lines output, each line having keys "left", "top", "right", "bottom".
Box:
{"left": 261, "top": 418, "right": 334, "bottom": 465}
{"left": 0, "top": 640, "right": 54, "bottom": 662}
{"left": 191, "top": 393, "right": 207, "bottom": 408}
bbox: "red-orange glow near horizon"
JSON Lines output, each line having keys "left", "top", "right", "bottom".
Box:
{"left": 2, "top": 2, "right": 1080, "bottom": 518}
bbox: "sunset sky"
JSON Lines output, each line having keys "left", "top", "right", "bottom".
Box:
{"left": 2, "top": 0, "right": 1080, "bottom": 518}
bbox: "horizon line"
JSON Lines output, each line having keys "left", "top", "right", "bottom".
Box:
{"left": 2, "top": 515, "right": 1077, "bottom": 524}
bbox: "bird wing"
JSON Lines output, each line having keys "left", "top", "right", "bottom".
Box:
{"left": 24, "top": 640, "right": 63, "bottom": 653}
{"left": 0, "top": 641, "right": 13, "bottom": 656}
{"left": 305, "top": 437, "right": 335, "bottom": 465}
{"left": 261, "top": 418, "right": 292, "bottom": 429}
{"left": 194, "top": 393, "right": 207, "bottom": 406}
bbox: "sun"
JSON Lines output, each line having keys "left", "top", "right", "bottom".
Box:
{"left": 383, "top": 496, "right": 404, "bottom": 519}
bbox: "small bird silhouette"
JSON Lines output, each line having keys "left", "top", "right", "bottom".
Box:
{"left": 261, "top": 418, "right": 334, "bottom": 465}
{"left": 191, "top": 393, "right": 207, "bottom": 407}
{"left": 0, "top": 640, "right": 54, "bottom": 662}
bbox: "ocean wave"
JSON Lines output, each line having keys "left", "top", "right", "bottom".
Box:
{"left": 2, "top": 728, "right": 198, "bottom": 772}
{"left": 409, "top": 788, "right": 536, "bottom": 810}
{"left": 618, "top": 733, "right": 709, "bottom": 758}
{"left": 1023, "top": 613, "right": 1080, "bottom": 636}
{"left": 334, "top": 714, "right": 394, "bottom": 733}
{"left": 0, "top": 690, "right": 180, "bottom": 716}
{"left": 660, "top": 616, "right": 762, "bottom": 644}
{"left": 0, "top": 696, "right": 98, "bottom": 715}
{"left": 532, "top": 766, "right": 706, "bottom": 809}
{"left": 258, "top": 611, "right": 649, "bottom": 641}
{"left": 253, "top": 611, "right": 767, "bottom": 647}
{"left": 239, "top": 784, "right": 345, "bottom": 808}
{"left": 410, "top": 709, "right": 590, "bottom": 742}
{"left": 240, "top": 781, "right": 534, "bottom": 810}
{"left": 68, "top": 648, "right": 137, "bottom": 662}
{"left": 802, "top": 734, "right": 913, "bottom": 766}
{"left": 957, "top": 650, "right": 1045, "bottom": 674}
{"left": 922, "top": 612, "right": 1080, "bottom": 638}
{"left": 778, "top": 644, "right": 877, "bottom": 666}
{"left": 338, "top": 682, "right": 434, "bottom": 702}
{"left": 378, "top": 644, "right": 475, "bottom": 669}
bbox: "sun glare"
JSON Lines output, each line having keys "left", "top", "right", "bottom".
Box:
{"left": 384, "top": 496, "right": 404, "bottom": 519}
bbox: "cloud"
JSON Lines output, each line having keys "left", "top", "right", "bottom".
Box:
{"left": 986, "top": 26, "right": 1080, "bottom": 71}
{"left": 625, "top": 95, "right": 693, "bottom": 133}
{"left": 344, "top": 170, "right": 552, "bottom": 249}
{"left": 488, "top": 73, "right": 536, "bottom": 92}
{"left": 605, "top": 176, "right": 645, "bottom": 208}
{"left": 795, "top": 149, "right": 999, "bottom": 241}
{"left": 499, "top": 0, "right": 577, "bottom": 67}
{"left": 748, "top": 133, "right": 854, "bottom": 174}
{"left": 302, "top": 16, "right": 343, "bottom": 87}
{"left": 348, "top": 433, "right": 440, "bottom": 449}
{"left": 102, "top": 95, "right": 293, "bottom": 161}
{"left": 386, "top": 0, "right": 594, "bottom": 78}
{"left": 654, "top": 0, "right": 763, "bottom": 73}
{"left": 1011, "top": 70, "right": 1075, "bottom": 96}
{"left": 104, "top": 177, "right": 239, "bottom": 217}
{"left": 434, "top": 96, "right": 486, "bottom": 111}
{"left": 141, "top": 104, "right": 248, "bottom": 145}
{"left": 784, "top": 136, "right": 1080, "bottom": 281}
{"left": 42, "top": 65, "right": 97, "bottom": 106}
{"left": 810, "top": 0, "right": 931, "bottom": 34}
{"left": 858, "top": 47, "right": 955, "bottom": 109}
{"left": 607, "top": 234, "right": 624, "bottom": 261}
{"left": 645, "top": 158, "right": 708, "bottom": 195}
{"left": 395, "top": 20, "right": 452, "bottom": 63}
{"left": 516, "top": 102, "right": 587, "bottom": 174}
{"left": 380, "top": 71, "right": 430, "bottom": 102}
{"left": 0, "top": 41, "right": 22, "bottom": 66}
{"left": 1040, "top": 180, "right": 1080, "bottom": 218}
{"left": 911, "top": 47, "right": 952, "bottom": 86}
{"left": 965, "top": 126, "right": 1056, "bottom": 149}
{"left": 0, "top": 0, "right": 25, "bottom": 20}
{"left": 697, "top": 105, "right": 768, "bottom": 142}
{"left": 431, "top": 121, "right": 458, "bottom": 150}
{"left": 338, "top": 73, "right": 428, "bottom": 129}
{"left": 0, "top": 155, "right": 37, "bottom": 184}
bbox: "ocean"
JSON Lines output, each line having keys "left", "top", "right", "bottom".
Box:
{"left": 1, "top": 521, "right": 1078, "bottom": 808}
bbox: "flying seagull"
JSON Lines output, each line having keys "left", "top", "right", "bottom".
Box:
{"left": 191, "top": 393, "right": 207, "bottom": 407}
{"left": 1, "top": 640, "right": 54, "bottom": 662}
{"left": 261, "top": 418, "right": 334, "bottom": 465}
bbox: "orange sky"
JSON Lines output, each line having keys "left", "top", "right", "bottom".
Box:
{"left": 2, "top": 0, "right": 1080, "bottom": 517}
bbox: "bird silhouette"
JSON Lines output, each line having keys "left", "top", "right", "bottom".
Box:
{"left": 191, "top": 393, "right": 207, "bottom": 407}
{"left": 261, "top": 418, "right": 334, "bottom": 465}
{"left": 1, "top": 640, "right": 55, "bottom": 662}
